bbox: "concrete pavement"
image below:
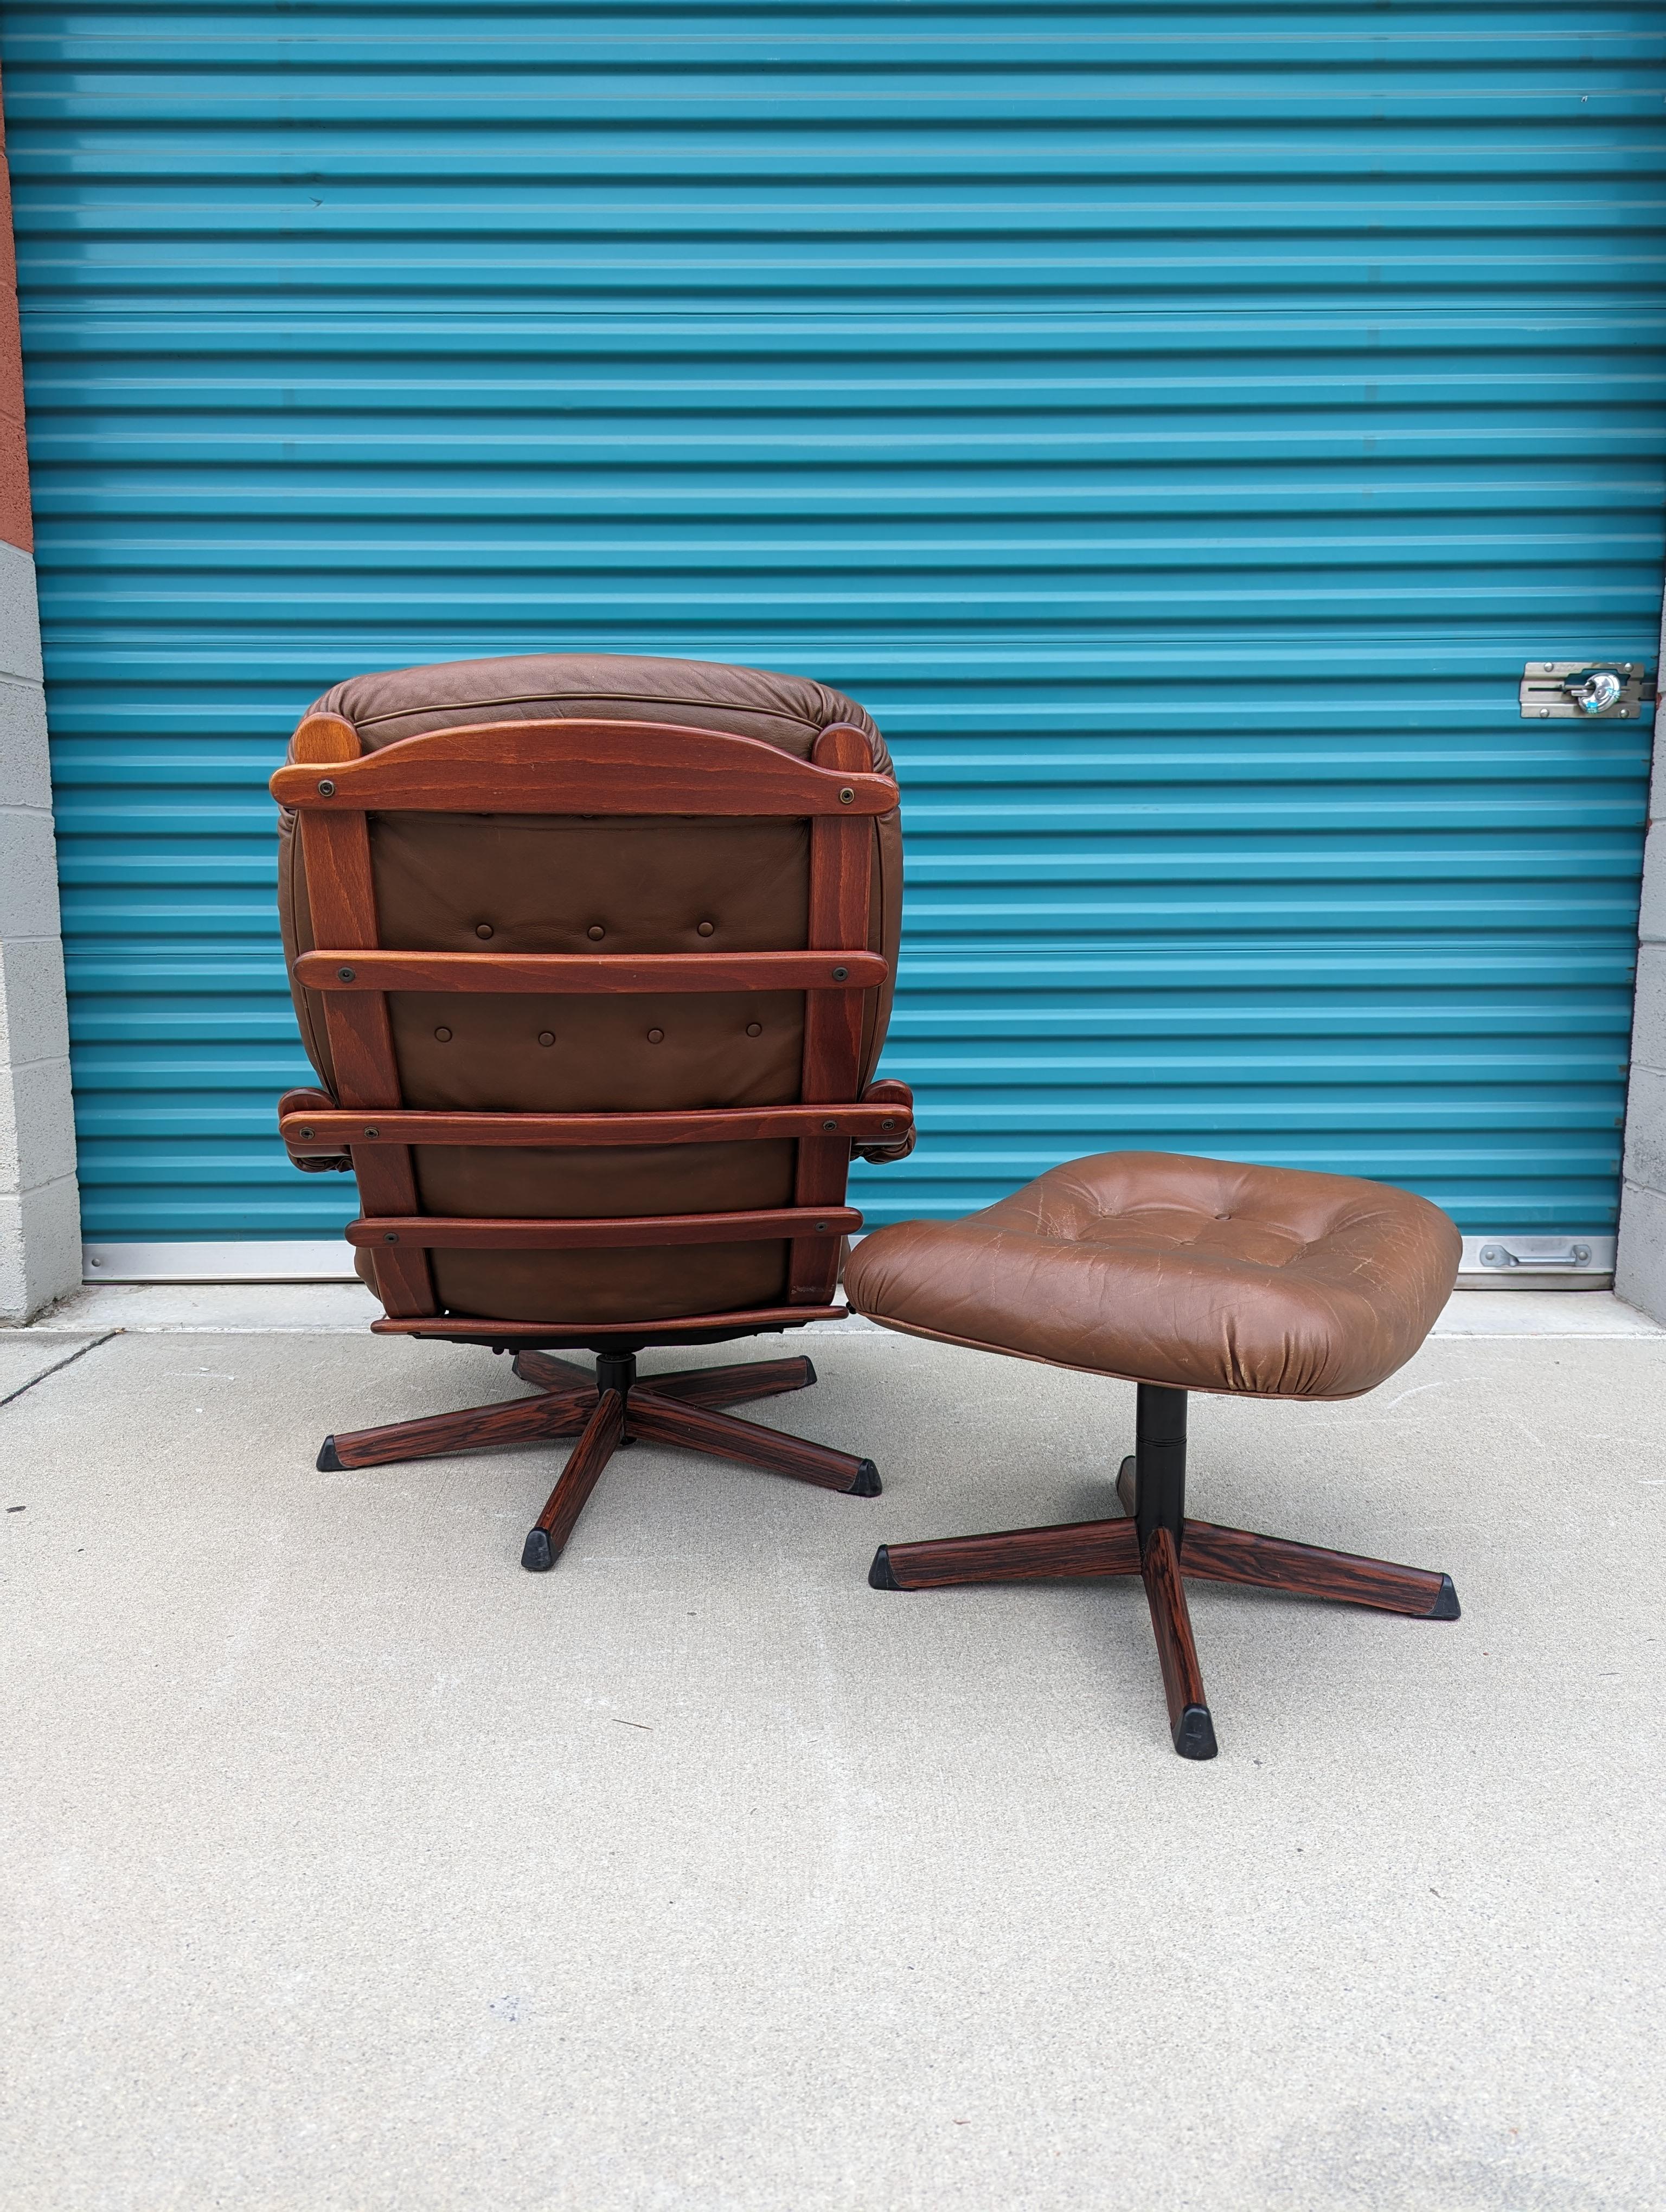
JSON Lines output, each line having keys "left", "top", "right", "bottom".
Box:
{"left": 1, "top": 1300, "right": 1662, "bottom": 2209}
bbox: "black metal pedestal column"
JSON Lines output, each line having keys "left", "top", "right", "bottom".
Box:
{"left": 595, "top": 1351, "right": 636, "bottom": 1444}
{"left": 1134, "top": 1382, "right": 1188, "bottom": 1549}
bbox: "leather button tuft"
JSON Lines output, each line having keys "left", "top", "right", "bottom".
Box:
{"left": 475, "top": 923, "right": 494, "bottom": 940}
{"left": 587, "top": 924, "right": 605, "bottom": 941}
{"left": 745, "top": 1021, "right": 762, "bottom": 1037}
{"left": 646, "top": 1027, "right": 664, "bottom": 1044}
{"left": 537, "top": 1031, "right": 555, "bottom": 1047}
{"left": 696, "top": 920, "right": 715, "bottom": 936}
{"left": 434, "top": 1027, "right": 452, "bottom": 1042}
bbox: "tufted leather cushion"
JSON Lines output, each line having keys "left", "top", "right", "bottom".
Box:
{"left": 275, "top": 653, "right": 902, "bottom": 1323}
{"left": 844, "top": 1151, "right": 1460, "bottom": 1399}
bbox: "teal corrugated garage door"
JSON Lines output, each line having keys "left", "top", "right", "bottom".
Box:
{"left": 2, "top": 5, "right": 1663, "bottom": 1249}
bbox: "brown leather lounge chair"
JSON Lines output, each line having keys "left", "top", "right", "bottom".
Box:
{"left": 272, "top": 653, "right": 913, "bottom": 1570}
{"left": 845, "top": 1154, "right": 1463, "bottom": 1759}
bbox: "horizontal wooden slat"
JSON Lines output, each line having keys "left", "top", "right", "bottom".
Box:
{"left": 348, "top": 1206, "right": 862, "bottom": 1251}
{"left": 282, "top": 1104, "right": 911, "bottom": 1151}
{"left": 371, "top": 1306, "right": 846, "bottom": 1342}
{"left": 294, "top": 949, "right": 888, "bottom": 995}
{"left": 270, "top": 718, "right": 896, "bottom": 816}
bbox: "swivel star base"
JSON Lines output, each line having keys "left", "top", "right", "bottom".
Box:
{"left": 316, "top": 1348, "right": 878, "bottom": 1570}
{"left": 869, "top": 1381, "right": 1457, "bottom": 1760}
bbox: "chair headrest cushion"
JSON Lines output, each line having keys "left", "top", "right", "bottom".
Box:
{"left": 304, "top": 651, "right": 890, "bottom": 775}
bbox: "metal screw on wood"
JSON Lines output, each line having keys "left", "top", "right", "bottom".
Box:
{"left": 832, "top": 966, "right": 848, "bottom": 980}
{"left": 384, "top": 1233, "right": 399, "bottom": 1244}
{"left": 822, "top": 1120, "right": 837, "bottom": 1130}
{"left": 363, "top": 1127, "right": 378, "bottom": 1137}
{"left": 337, "top": 967, "right": 355, "bottom": 981}
{"left": 317, "top": 779, "right": 335, "bottom": 795}
{"left": 838, "top": 787, "right": 855, "bottom": 803}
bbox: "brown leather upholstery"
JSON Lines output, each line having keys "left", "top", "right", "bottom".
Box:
{"left": 276, "top": 653, "right": 904, "bottom": 1323}
{"left": 844, "top": 1151, "right": 1461, "bottom": 1400}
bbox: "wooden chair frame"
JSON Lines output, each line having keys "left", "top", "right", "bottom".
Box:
{"left": 273, "top": 710, "right": 912, "bottom": 1569}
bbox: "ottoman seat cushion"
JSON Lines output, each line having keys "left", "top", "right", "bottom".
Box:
{"left": 843, "top": 1150, "right": 1461, "bottom": 1400}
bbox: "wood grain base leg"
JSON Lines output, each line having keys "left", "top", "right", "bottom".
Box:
{"left": 1181, "top": 1521, "right": 1460, "bottom": 1618}
{"left": 320, "top": 1387, "right": 593, "bottom": 1470}
{"left": 625, "top": 1388, "right": 879, "bottom": 1494}
{"left": 869, "top": 1515, "right": 1141, "bottom": 1589}
{"left": 1142, "top": 1526, "right": 1218, "bottom": 1760}
{"left": 640, "top": 1356, "right": 818, "bottom": 1412}
{"left": 512, "top": 1351, "right": 600, "bottom": 1394}
{"left": 1116, "top": 1454, "right": 1137, "bottom": 1515}
{"left": 522, "top": 1390, "right": 625, "bottom": 1571}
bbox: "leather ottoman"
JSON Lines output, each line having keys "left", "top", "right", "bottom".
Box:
{"left": 845, "top": 1150, "right": 1464, "bottom": 1758}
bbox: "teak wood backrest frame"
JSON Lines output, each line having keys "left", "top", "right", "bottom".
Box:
{"left": 277, "top": 712, "right": 899, "bottom": 1328}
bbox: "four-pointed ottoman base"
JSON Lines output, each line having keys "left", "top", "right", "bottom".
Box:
{"left": 869, "top": 1381, "right": 1457, "bottom": 1760}
{"left": 316, "top": 1349, "right": 879, "bottom": 1571}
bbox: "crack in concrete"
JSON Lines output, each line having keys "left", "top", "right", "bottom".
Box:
{"left": 0, "top": 1332, "right": 121, "bottom": 1408}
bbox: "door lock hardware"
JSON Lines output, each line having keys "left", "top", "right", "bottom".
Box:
{"left": 1477, "top": 1239, "right": 1592, "bottom": 1271}
{"left": 1518, "top": 661, "right": 1655, "bottom": 720}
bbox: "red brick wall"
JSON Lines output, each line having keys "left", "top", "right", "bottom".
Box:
{"left": 0, "top": 90, "right": 34, "bottom": 554}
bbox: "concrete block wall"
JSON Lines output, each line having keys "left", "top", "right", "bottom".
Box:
{"left": 1616, "top": 635, "right": 1666, "bottom": 1322}
{"left": 0, "top": 99, "right": 81, "bottom": 1322}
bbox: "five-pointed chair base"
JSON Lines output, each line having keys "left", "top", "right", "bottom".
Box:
{"left": 317, "top": 1348, "right": 879, "bottom": 1571}
{"left": 869, "top": 1382, "right": 1457, "bottom": 1759}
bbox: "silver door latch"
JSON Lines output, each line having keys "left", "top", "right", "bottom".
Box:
{"left": 1477, "top": 1239, "right": 1592, "bottom": 1271}
{"left": 1519, "top": 661, "right": 1655, "bottom": 719}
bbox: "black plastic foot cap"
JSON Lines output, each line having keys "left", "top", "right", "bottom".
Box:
{"left": 316, "top": 1437, "right": 343, "bottom": 1472}
{"left": 1427, "top": 1573, "right": 1460, "bottom": 1621}
{"left": 1173, "top": 1706, "right": 1219, "bottom": 1760}
{"left": 868, "top": 1544, "right": 903, "bottom": 1590}
{"left": 521, "top": 1528, "right": 553, "bottom": 1572}
{"left": 848, "top": 1458, "right": 881, "bottom": 1497}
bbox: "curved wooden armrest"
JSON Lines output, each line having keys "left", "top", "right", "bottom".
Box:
{"left": 853, "top": 1078, "right": 916, "bottom": 1165}
{"left": 278, "top": 1086, "right": 353, "bottom": 1172}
